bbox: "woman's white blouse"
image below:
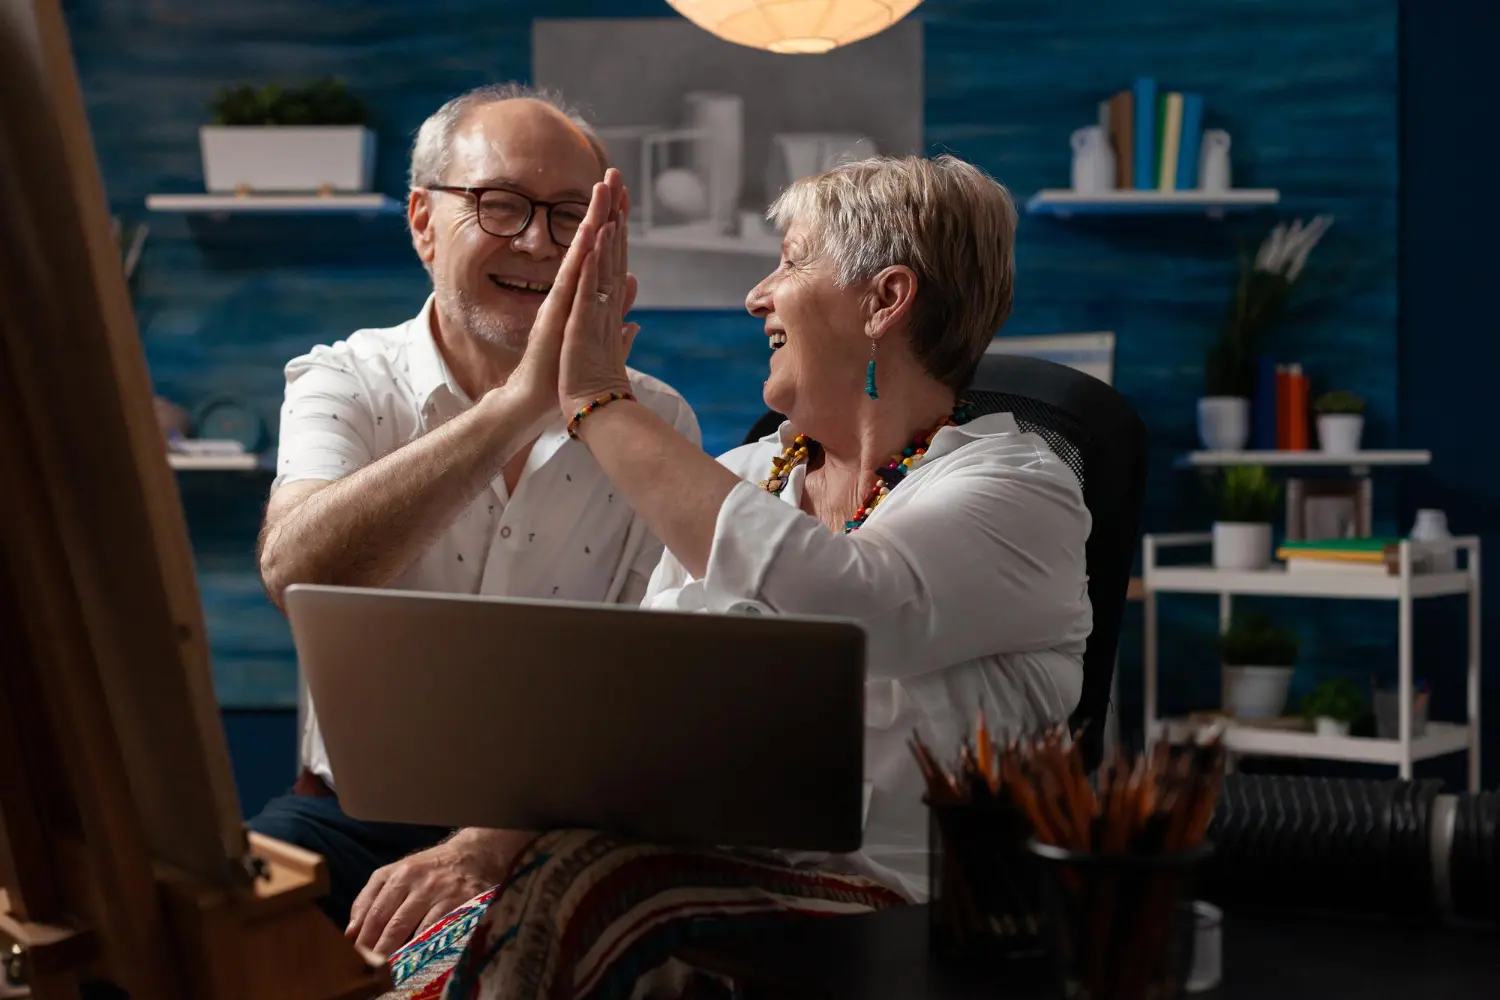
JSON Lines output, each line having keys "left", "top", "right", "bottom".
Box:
{"left": 642, "top": 412, "right": 1093, "bottom": 902}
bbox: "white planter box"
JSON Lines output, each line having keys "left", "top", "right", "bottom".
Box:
{"left": 199, "top": 126, "right": 375, "bottom": 193}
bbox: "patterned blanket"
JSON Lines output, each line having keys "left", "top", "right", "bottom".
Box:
{"left": 380, "top": 830, "right": 906, "bottom": 1000}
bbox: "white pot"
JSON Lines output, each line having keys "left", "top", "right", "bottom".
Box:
{"left": 1223, "top": 665, "right": 1293, "bottom": 719}
{"left": 1197, "top": 396, "right": 1250, "bottom": 452}
{"left": 1212, "top": 522, "right": 1272, "bottom": 570}
{"left": 1316, "top": 414, "right": 1364, "bottom": 455}
{"left": 199, "top": 125, "right": 376, "bottom": 193}
{"left": 1314, "top": 716, "right": 1351, "bottom": 738}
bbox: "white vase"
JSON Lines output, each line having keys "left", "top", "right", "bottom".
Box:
{"left": 1410, "top": 508, "right": 1457, "bottom": 572}
{"left": 1222, "top": 665, "right": 1292, "bottom": 719}
{"left": 684, "top": 92, "right": 744, "bottom": 234}
{"left": 1314, "top": 716, "right": 1351, "bottom": 737}
{"left": 1198, "top": 396, "right": 1250, "bottom": 451}
{"left": 1317, "top": 414, "right": 1364, "bottom": 454}
{"left": 199, "top": 125, "right": 375, "bottom": 193}
{"left": 1213, "top": 522, "right": 1271, "bottom": 570}
{"left": 1071, "top": 125, "right": 1114, "bottom": 193}
{"left": 1198, "top": 130, "right": 1232, "bottom": 192}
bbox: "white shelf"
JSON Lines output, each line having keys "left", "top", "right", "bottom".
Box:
{"left": 167, "top": 452, "right": 268, "bottom": 471}
{"left": 1182, "top": 449, "right": 1431, "bottom": 468}
{"left": 1026, "top": 188, "right": 1280, "bottom": 217}
{"left": 146, "top": 193, "right": 403, "bottom": 215}
{"left": 1142, "top": 532, "right": 1482, "bottom": 789}
{"left": 1146, "top": 564, "right": 1471, "bottom": 600}
{"left": 1156, "top": 718, "right": 1470, "bottom": 766}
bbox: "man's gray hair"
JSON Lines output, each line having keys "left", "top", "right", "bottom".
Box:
{"left": 407, "top": 82, "right": 610, "bottom": 189}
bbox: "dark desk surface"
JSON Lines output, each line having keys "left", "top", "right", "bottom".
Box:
{"left": 687, "top": 904, "right": 1500, "bottom": 999}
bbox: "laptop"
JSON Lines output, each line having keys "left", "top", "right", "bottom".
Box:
{"left": 283, "top": 584, "right": 868, "bottom": 853}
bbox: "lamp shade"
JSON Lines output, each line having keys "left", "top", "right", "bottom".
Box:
{"left": 663, "top": 0, "right": 924, "bottom": 54}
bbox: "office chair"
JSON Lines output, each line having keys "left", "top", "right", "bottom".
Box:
{"left": 738, "top": 353, "right": 1148, "bottom": 772}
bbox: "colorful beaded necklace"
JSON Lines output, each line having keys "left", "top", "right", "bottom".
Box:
{"left": 760, "top": 401, "right": 975, "bottom": 533}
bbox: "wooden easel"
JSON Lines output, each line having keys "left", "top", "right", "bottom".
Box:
{"left": 0, "top": 2, "right": 390, "bottom": 997}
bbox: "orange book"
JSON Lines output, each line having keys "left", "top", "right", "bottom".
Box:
{"left": 1275, "top": 365, "right": 1292, "bottom": 450}
{"left": 1287, "top": 364, "right": 1309, "bottom": 450}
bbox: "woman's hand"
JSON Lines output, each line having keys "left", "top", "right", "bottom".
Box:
{"left": 558, "top": 169, "right": 639, "bottom": 417}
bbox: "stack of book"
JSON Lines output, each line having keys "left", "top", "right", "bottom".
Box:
{"left": 1277, "top": 538, "right": 1400, "bottom": 575}
{"left": 1098, "top": 78, "right": 1206, "bottom": 192}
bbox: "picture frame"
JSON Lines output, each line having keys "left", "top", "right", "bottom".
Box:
{"left": 1285, "top": 477, "right": 1373, "bottom": 541}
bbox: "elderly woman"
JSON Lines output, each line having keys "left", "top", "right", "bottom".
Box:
{"left": 382, "top": 156, "right": 1091, "bottom": 999}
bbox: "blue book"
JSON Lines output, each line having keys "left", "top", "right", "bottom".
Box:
{"left": 1132, "top": 77, "right": 1157, "bottom": 191}
{"left": 1175, "top": 92, "right": 1204, "bottom": 190}
{"left": 1252, "top": 354, "right": 1278, "bottom": 449}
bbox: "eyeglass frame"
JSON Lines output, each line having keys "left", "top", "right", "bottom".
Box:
{"left": 423, "top": 185, "right": 590, "bottom": 246}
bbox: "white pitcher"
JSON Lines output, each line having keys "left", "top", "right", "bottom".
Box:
{"left": 1199, "top": 130, "right": 1232, "bottom": 192}
{"left": 1071, "top": 126, "right": 1115, "bottom": 193}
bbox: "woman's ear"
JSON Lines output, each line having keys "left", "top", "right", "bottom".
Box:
{"left": 408, "top": 190, "right": 436, "bottom": 268}
{"left": 865, "top": 265, "right": 918, "bottom": 339}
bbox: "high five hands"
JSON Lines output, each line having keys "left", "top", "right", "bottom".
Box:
{"left": 511, "top": 167, "right": 640, "bottom": 424}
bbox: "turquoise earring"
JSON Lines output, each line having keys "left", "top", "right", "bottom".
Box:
{"left": 865, "top": 340, "right": 879, "bottom": 400}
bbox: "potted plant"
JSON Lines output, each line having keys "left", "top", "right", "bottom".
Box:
{"left": 1211, "top": 465, "right": 1281, "bottom": 570}
{"left": 1199, "top": 216, "right": 1335, "bottom": 451}
{"left": 199, "top": 78, "right": 374, "bottom": 194}
{"left": 1219, "top": 612, "right": 1300, "bottom": 720}
{"left": 1314, "top": 390, "right": 1365, "bottom": 455}
{"left": 1300, "top": 676, "right": 1365, "bottom": 737}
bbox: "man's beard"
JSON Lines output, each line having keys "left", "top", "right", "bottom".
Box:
{"left": 435, "top": 277, "right": 530, "bottom": 355}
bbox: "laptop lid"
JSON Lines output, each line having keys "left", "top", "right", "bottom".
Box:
{"left": 284, "top": 584, "right": 867, "bottom": 853}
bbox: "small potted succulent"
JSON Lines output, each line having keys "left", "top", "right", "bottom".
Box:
{"left": 1219, "top": 612, "right": 1300, "bottom": 720}
{"left": 1314, "top": 390, "right": 1365, "bottom": 455}
{"left": 1300, "top": 676, "right": 1365, "bottom": 737}
{"left": 1212, "top": 465, "right": 1281, "bottom": 570}
{"left": 200, "top": 78, "right": 374, "bottom": 194}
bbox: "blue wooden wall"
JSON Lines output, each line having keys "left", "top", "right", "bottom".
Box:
{"left": 64, "top": 0, "right": 1407, "bottom": 797}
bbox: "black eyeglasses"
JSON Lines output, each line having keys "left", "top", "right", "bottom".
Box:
{"left": 425, "top": 186, "right": 590, "bottom": 246}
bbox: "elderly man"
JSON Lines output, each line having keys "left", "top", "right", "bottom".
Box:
{"left": 247, "top": 83, "right": 699, "bottom": 950}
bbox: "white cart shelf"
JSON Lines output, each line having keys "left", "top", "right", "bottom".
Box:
{"left": 1179, "top": 450, "right": 1431, "bottom": 474}
{"left": 1142, "top": 532, "right": 1482, "bottom": 789}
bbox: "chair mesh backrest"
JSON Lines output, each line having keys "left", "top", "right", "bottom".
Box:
{"left": 967, "top": 390, "right": 1086, "bottom": 491}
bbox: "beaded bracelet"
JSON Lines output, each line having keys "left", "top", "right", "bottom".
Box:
{"left": 566, "top": 390, "right": 636, "bottom": 439}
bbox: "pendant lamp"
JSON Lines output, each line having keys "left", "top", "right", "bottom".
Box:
{"left": 663, "top": 0, "right": 925, "bottom": 54}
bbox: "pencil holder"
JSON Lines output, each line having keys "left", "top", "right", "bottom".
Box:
{"left": 1026, "top": 840, "right": 1210, "bottom": 1000}
{"left": 926, "top": 798, "right": 1047, "bottom": 964}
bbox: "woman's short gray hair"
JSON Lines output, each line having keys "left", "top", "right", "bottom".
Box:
{"left": 768, "top": 154, "right": 1018, "bottom": 392}
{"left": 407, "top": 83, "right": 610, "bottom": 189}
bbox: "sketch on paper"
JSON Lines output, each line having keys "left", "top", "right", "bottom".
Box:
{"left": 533, "top": 18, "right": 923, "bottom": 309}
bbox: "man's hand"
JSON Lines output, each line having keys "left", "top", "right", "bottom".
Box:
{"left": 346, "top": 828, "right": 532, "bottom": 956}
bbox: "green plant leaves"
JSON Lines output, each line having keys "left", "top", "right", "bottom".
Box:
{"left": 1299, "top": 676, "right": 1366, "bottom": 723}
{"left": 1219, "top": 611, "right": 1299, "bottom": 667}
{"left": 1313, "top": 389, "right": 1365, "bottom": 415}
{"left": 209, "top": 78, "right": 369, "bottom": 127}
{"left": 1214, "top": 465, "right": 1281, "bottom": 523}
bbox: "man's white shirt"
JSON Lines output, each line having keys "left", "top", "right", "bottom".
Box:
{"left": 272, "top": 295, "right": 700, "bottom": 787}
